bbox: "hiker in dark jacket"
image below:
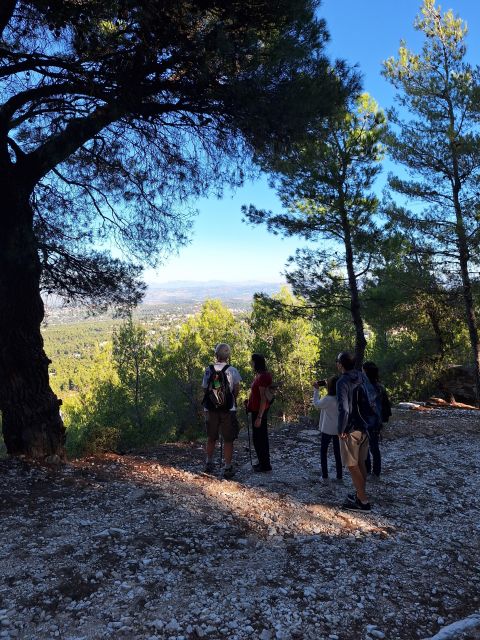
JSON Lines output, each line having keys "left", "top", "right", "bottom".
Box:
{"left": 336, "top": 351, "right": 371, "bottom": 511}
{"left": 363, "top": 361, "right": 392, "bottom": 478}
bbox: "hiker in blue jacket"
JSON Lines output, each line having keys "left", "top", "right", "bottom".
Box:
{"left": 336, "top": 351, "right": 372, "bottom": 511}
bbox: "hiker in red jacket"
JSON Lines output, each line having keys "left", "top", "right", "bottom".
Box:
{"left": 246, "top": 353, "right": 273, "bottom": 472}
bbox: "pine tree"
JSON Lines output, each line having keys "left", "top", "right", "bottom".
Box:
{"left": 244, "top": 91, "right": 385, "bottom": 366}
{"left": 383, "top": 0, "right": 480, "bottom": 404}
{"left": 0, "top": 0, "right": 346, "bottom": 458}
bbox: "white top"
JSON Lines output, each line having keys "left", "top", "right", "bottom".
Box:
{"left": 312, "top": 390, "right": 338, "bottom": 435}
{"left": 202, "top": 362, "right": 242, "bottom": 411}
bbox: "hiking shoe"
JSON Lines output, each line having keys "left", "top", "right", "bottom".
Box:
{"left": 204, "top": 462, "right": 214, "bottom": 473}
{"left": 342, "top": 496, "right": 371, "bottom": 511}
{"left": 253, "top": 463, "right": 272, "bottom": 473}
{"left": 223, "top": 466, "right": 235, "bottom": 479}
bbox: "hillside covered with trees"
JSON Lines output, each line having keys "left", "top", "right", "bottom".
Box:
{"left": 1, "top": 2, "right": 480, "bottom": 639}
{"left": 0, "top": 0, "right": 478, "bottom": 459}
{"left": 27, "top": 285, "right": 473, "bottom": 457}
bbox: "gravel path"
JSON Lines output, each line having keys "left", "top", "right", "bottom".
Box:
{"left": 0, "top": 408, "right": 479, "bottom": 640}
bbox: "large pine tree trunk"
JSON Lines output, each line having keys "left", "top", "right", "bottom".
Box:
{"left": 0, "top": 177, "right": 66, "bottom": 459}
{"left": 342, "top": 211, "right": 367, "bottom": 368}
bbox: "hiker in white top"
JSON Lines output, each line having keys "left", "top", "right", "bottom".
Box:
{"left": 201, "top": 343, "right": 241, "bottom": 479}
{"left": 313, "top": 375, "right": 342, "bottom": 481}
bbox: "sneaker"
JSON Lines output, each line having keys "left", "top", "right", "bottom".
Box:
{"left": 342, "top": 496, "right": 371, "bottom": 511}
{"left": 204, "top": 462, "right": 214, "bottom": 473}
{"left": 223, "top": 466, "right": 235, "bottom": 480}
{"left": 346, "top": 492, "right": 357, "bottom": 502}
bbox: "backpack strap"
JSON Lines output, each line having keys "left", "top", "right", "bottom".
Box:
{"left": 220, "top": 364, "right": 230, "bottom": 373}
{"left": 355, "top": 385, "right": 367, "bottom": 427}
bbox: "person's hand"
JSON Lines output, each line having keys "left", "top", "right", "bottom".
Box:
{"left": 254, "top": 416, "right": 262, "bottom": 428}
{"left": 340, "top": 432, "right": 348, "bottom": 440}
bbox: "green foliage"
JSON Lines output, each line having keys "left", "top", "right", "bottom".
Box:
{"left": 382, "top": 0, "right": 480, "bottom": 401}
{"left": 64, "top": 329, "right": 171, "bottom": 456}
{"left": 63, "top": 300, "right": 253, "bottom": 454}
{"left": 42, "top": 287, "right": 476, "bottom": 458}
{"left": 59, "top": 294, "right": 325, "bottom": 454}
{"left": 43, "top": 320, "right": 121, "bottom": 397}
{"left": 313, "top": 307, "right": 356, "bottom": 376}
{"left": 244, "top": 90, "right": 386, "bottom": 363}
{"left": 251, "top": 288, "right": 319, "bottom": 419}
{"left": 357, "top": 232, "right": 472, "bottom": 400}
{"left": 160, "top": 300, "right": 253, "bottom": 436}
{"left": 112, "top": 316, "right": 152, "bottom": 429}
{"left": 2, "top": 0, "right": 346, "bottom": 308}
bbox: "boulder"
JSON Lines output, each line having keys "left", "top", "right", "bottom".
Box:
{"left": 435, "top": 365, "right": 476, "bottom": 405}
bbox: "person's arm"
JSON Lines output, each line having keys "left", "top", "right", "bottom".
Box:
{"left": 313, "top": 388, "right": 329, "bottom": 409}
{"left": 233, "top": 382, "right": 240, "bottom": 400}
{"left": 336, "top": 377, "right": 349, "bottom": 436}
{"left": 201, "top": 366, "right": 210, "bottom": 389}
{"left": 231, "top": 367, "right": 241, "bottom": 401}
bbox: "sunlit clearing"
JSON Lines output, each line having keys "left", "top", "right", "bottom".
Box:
{"left": 75, "top": 456, "right": 395, "bottom": 540}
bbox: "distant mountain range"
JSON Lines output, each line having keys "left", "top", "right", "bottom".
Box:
{"left": 143, "top": 280, "right": 286, "bottom": 304}
{"left": 43, "top": 281, "right": 288, "bottom": 317}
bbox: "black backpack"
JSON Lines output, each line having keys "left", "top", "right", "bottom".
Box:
{"left": 350, "top": 382, "right": 381, "bottom": 433}
{"left": 202, "top": 364, "right": 234, "bottom": 411}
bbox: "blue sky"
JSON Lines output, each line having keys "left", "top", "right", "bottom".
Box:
{"left": 146, "top": 0, "right": 480, "bottom": 285}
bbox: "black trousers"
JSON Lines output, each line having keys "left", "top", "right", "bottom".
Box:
{"left": 251, "top": 410, "right": 271, "bottom": 469}
{"left": 365, "top": 430, "right": 381, "bottom": 476}
{"left": 320, "top": 432, "right": 342, "bottom": 479}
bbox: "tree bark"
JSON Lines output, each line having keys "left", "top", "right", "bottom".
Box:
{"left": 341, "top": 208, "right": 367, "bottom": 368}
{"left": 0, "top": 0, "right": 16, "bottom": 38}
{"left": 0, "top": 173, "right": 66, "bottom": 459}
{"left": 425, "top": 304, "right": 446, "bottom": 360}
{"left": 446, "top": 91, "right": 480, "bottom": 405}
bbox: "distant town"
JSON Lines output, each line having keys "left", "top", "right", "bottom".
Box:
{"left": 42, "top": 281, "right": 286, "bottom": 326}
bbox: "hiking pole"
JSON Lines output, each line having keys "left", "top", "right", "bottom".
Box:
{"left": 219, "top": 433, "right": 223, "bottom": 471}
{"left": 245, "top": 407, "right": 253, "bottom": 467}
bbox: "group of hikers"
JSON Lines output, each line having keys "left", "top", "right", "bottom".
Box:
{"left": 201, "top": 344, "right": 391, "bottom": 511}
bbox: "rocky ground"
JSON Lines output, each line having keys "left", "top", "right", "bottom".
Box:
{"left": 0, "top": 408, "right": 479, "bottom": 640}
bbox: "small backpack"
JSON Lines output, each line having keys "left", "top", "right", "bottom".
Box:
{"left": 350, "top": 382, "right": 381, "bottom": 433}
{"left": 202, "top": 364, "right": 234, "bottom": 411}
